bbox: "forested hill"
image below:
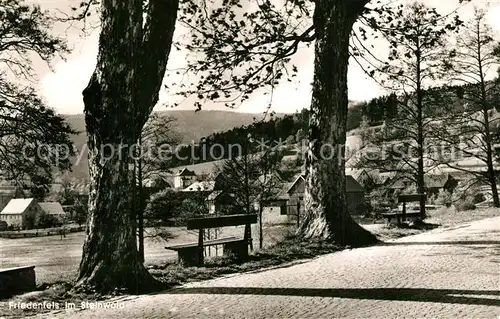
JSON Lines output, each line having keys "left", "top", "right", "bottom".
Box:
{"left": 164, "top": 82, "right": 500, "bottom": 168}
{"left": 63, "top": 110, "right": 282, "bottom": 180}
{"left": 61, "top": 82, "right": 497, "bottom": 180}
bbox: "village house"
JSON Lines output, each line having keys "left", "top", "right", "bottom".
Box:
{"left": 272, "top": 174, "right": 367, "bottom": 221}
{"left": 0, "top": 198, "right": 43, "bottom": 229}
{"left": 424, "top": 174, "right": 458, "bottom": 196}
{"left": 345, "top": 168, "right": 379, "bottom": 191}
{"left": 385, "top": 173, "right": 458, "bottom": 202}
{"left": 38, "top": 202, "right": 67, "bottom": 222}
{"left": 182, "top": 181, "right": 216, "bottom": 192}
{"left": 171, "top": 168, "right": 197, "bottom": 189}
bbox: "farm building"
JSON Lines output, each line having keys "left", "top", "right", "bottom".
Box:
{"left": 345, "top": 168, "right": 378, "bottom": 191}
{"left": 386, "top": 173, "right": 458, "bottom": 196}
{"left": 206, "top": 190, "right": 241, "bottom": 215}
{"left": 0, "top": 198, "right": 43, "bottom": 229}
{"left": 38, "top": 202, "right": 67, "bottom": 222}
{"left": 274, "top": 174, "right": 367, "bottom": 219}
{"left": 172, "top": 168, "right": 197, "bottom": 189}
{"left": 424, "top": 174, "right": 458, "bottom": 195}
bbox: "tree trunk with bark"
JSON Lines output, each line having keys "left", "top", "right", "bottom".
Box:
{"left": 77, "top": 0, "right": 179, "bottom": 293}
{"left": 299, "top": 0, "right": 377, "bottom": 247}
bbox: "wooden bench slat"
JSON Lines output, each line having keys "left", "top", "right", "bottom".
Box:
{"left": 398, "top": 194, "right": 426, "bottom": 203}
{"left": 187, "top": 214, "right": 257, "bottom": 230}
{"left": 165, "top": 236, "right": 242, "bottom": 250}
{"left": 381, "top": 212, "right": 421, "bottom": 217}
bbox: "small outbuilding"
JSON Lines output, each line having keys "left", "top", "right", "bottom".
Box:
{"left": 39, "top": 202, "right": 67, "bottom": 222}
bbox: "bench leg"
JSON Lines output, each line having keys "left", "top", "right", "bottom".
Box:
{"left": 177, "top": 247, "right": 201, "bottom": 267}
{"left": 223, "top": 241, "right": 249, "bottom": 262}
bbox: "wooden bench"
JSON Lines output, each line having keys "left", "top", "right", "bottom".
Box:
{"left": 382, "top": 194, "right": 426, "bottom": 225}
{"left": 165, "top": 214, "right": 258, "bottom": 266}
{"left": 0, "top": 266, "right": 36, "bottom": 299}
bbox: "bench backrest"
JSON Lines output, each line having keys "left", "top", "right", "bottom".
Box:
{"left": 398, "top": 193, "right": 426, "bottom": 203}
{"left": 187, "top": 214, "right": 258, "bottom": 230}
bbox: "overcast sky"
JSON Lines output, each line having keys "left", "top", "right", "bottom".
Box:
{"left": 24, "top": 0, "right": 500, "bottom": 114}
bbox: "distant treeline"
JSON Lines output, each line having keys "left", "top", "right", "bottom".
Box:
{"left": 167, "top": 109, "right": 309, "bottom": 167}
{"left": 166, "top": 81, "right": 499, "bottom": 167}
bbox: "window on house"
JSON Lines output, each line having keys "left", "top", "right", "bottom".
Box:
{"left": 280, "top": 205, "right": 287, "bottom": 215}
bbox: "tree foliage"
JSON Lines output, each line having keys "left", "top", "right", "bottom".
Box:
{"left": 435, "top": 8, "right": 500, "bottom": 206}
{"left": 215, "top": 143, "right": 285, "bottom": 215}
{"left": 0, "top": 0, "right": 74, "bottom": 196}
{"left": 358, "top": 3, "right": 460, "bottom": 208}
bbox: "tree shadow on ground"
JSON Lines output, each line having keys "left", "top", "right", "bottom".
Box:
{"left": 379, "top": 240, "right": 500, "bottom": 246}
{"left": 167, "top": 287, "right": 500, "bottom": 306}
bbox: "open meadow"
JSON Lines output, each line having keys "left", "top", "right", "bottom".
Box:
{"left": 1, "top": 207, "right": 498, "bottom": 286}
{"left": 0, "top": 223, "right": 289, "bottom": 285}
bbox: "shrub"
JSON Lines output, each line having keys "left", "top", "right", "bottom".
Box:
{"left": 145, "top": 189, "right": 184, "bottom": 221}
{"left": 473, "top": 193, "right": 486, "bottom": 204}
{"left": 434, "top": 189, "right": 452, "bottom": 207}
{"left": 73, "top": 199, "right": 88, "bottom": 226}
{"left": 7, "top": 224, "right": 20, "bottom": 231}
{"left": 456, "top": 200, "right": 476, "bottom": 211}
{"left": 37, "top": 213, "right": 61, "bottom": 229}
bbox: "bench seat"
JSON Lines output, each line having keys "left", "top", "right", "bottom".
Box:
{"left": 166, "top": 214, "right": 257, "bottom": 266}
{"left": 165, "top": 237, "right": 249, "bottom": 266}
{"left": 382, "top": 211, "right": 421, "bottom": 224}
{"left": 165, "top": 236, "right": 241, "bottom": 251}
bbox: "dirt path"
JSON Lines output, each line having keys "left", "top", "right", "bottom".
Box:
{"left": 30, "top": 216, "right": 500, "bottom": 319}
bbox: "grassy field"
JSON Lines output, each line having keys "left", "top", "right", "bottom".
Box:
{"left": 0, "top": 223, "right": 286, "bottom": 285}
{"left": 1, "top": 206, "right": 498, "bottom": 287}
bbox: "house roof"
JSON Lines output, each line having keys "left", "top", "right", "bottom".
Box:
{"left": 169, "top": 160, "right": 225, "bottom": 177}
{"left": 207, "top": 190, "right": 223, "bottom": 201}
{"left": 346, "top": 175, "right": 364, "bottom": 193}
{"left": 177, "top": 168, "right": 197, "bottom": 176}
{"left": 277, "top": 182, "right": 294, "bottom": 200}
{"left": 386, "top": 174, "right": 455, "bottom": 190}
{"left": 345, "top": 168, "right": 365, "bottom": 181}
{"left": 182, "top": 181, "right": 215, "bottom": 192}
{"left": 424, "top": 174, "right": 453, "bottom": 188}
{"left": 0, "top": 198, "right": 35, "bottom": 215}
{"left": 286, "top": 174, "right": 306, "bottom": 194}
{"left": 258, "top": 172, "right": 284, "bottom": 185}
{"left": 276, "top": 174, "right": 364, "bottom": 199}
{"left": 39, "top": 202, "right": 66, "bottom": 215}
{"left": 374, "top": 171, "right": 397, "bottom": 185}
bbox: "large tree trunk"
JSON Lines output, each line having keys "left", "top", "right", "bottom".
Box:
{"left": 299, "top": 0, "right": 377, "bottom": 247}
{"left": 77, "top": 0, "right": 178, "bottom": 294}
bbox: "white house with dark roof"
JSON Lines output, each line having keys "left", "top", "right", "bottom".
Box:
{"left": 0, "top": 198, "right": 43, "bottom": 229}
{"left": 182, "top": 181, "right": 216, "bottom": 192}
